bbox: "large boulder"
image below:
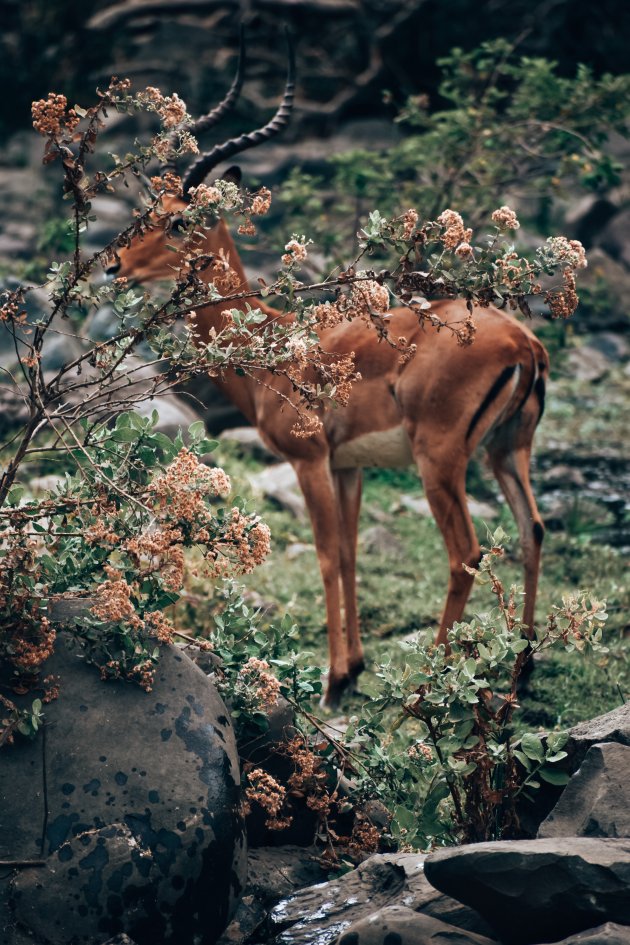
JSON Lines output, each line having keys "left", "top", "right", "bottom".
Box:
{"left": 0, "top": 633, "right": 246, "bottom": 945}
{"left": 424, "top": 838, "right": 630, "bottom": 945}
{"left": 217, "top": 846, "right": 328, "bottom": 945}
{"left": 538, "top": 742, "right": 630, "bottom": 839}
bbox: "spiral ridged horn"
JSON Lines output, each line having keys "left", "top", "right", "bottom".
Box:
{"left": 182, "top": 29, "right": 295, "bottom": 196}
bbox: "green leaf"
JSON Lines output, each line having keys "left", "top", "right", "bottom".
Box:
{"left": 463, "top": 658, "right": 478, "bottom": 678}
{"left": 539, "top": 767, "right": 571, "bottom": 786}
{"left": 394, "top": 804, "right": 417, "bottom": 831}
{"left": 110, "top": 428, "right": 139, "bottom": 443}
{"left": 520, "top": 733, "right": 545, "bottom": 762}
{"left": 187, "top": 420, "right": 206, "bottom": 441}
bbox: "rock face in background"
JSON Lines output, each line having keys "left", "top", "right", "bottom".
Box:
{"left": 0, "top": 634, "right": 246, "bottom": 945}
{"left": 516, "top": 703, "right": 630, "bottom": 837}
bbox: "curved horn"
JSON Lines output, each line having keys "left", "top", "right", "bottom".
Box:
{"left": 182, "top": 28, "right": 295, "bottom": 195}
{"left": 189, "top": 24, "right": 246, "bottom": 136}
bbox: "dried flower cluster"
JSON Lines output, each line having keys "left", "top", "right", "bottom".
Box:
{"left": 210, "top": 247, "right": 242, "bottom": 293}
{"left": 137, "top": 87, "right": 188, "bottom": 128}
{"left": 437, "top": 209, "right": 473, "bottom": 250}
{"left": 407, "top": 741, "right": 433, "bottom": 761}
{"left": 282, "top": 237, "right": 309, "bottom": 266}
{"left": 32, "top": 93, "right": 79, "bottom": 137}
{"left": 251, "top": 187, "right": 272, "bottom": 216}
{"left": 491, "top": 206, "right": 521, "bottom": 230}
{"left": 401, "top": 208, "right": 419, "bottom": 240}
{"left": 545, "top": 236, "right": 588, "bottom": 270}
{"left": 236, "top": 656, "right": 281, "bottom": 708}
{"left": 244, "top": 768, "right": 292, "bottom": 830}
{"left": 545, "top": 268, "right": 580, "bottom": 319}
{"left": 150, "top": 172, "right": 183, "bottom": 197}
{"left": 188, "top": 184, "right": 222, "bottom": 208}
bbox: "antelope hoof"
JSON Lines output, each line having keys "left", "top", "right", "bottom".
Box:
{"left": 516, "top": 644, "right": 536, "bottom": 696}
{"left": 320, "top": 673, "right": 352, "bottom": 710}
{"left": 349, "top": 658, "right": 366, "bottom": 684}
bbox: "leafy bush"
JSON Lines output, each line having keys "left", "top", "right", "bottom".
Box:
{"left": 278, "top": 41, "right": 630, "bottom": 266}
{"left": 205, "top": 535, "right": 606, "bottom": 854}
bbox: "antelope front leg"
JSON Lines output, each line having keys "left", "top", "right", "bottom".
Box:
{"left": 334, "top": 467, "right": 365, "bottom": 682}
{"left": 293, "top": 458, "right": 349, "bottom": 707}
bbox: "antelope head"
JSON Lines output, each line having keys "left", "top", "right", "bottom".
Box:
{"left": 109, "top": 30, "right": 295, "bottom": 288}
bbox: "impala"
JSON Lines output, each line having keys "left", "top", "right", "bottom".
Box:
{"left": 110, "top": 45, "right": 548, "bottom": 706}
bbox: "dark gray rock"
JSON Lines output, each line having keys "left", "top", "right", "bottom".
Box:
{"left": 566, "top": 345, "right": 612, "bottom": 382}
{"left": 84, "top": 304, "right": 121, "bottom": 342}
{"left": 424, "top": 838, "right": 630, "bottom": 945}
{"left": 39, "top": 332, "right": 85, "bottom": 373}
{"left": 0, "top": 386, "right": 30, "bottom": 434}
{"left": 597, "top": 206, "right": 630, "bottom": 269}
{"left": 269, "top": 853, "right": 494, "bottom": 945}
{"left": 0, "top": 633, "right": 246, "bottom": 945}
{"left": 337, "top": 906, "right": 498, "bottom": 945}
{"left": 516, "top": 703, "right": 630, "bottom": 836}
{"left": 566, "top": 704, "right": 630, "bottom": 760}
{"left": 538, "top": 742, "right": 630, "bottom": 839}
{"left": 585, "top": 332, "right": 629, "bottom": 363}
{"left": 217, "top": 846, "right": 327, "bottom": 945}
{"left": 557, "top": 924, "right": 630, "bottom": 945}
{"left": 575, "top": 249, "right": 630, "bottom": 331}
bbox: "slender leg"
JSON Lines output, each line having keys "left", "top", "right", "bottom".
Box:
{"left": 292, "top": 458, "right": 349, "bottom": 706}
{"left": 488, "top": 444, "right": 544, "bottom": 637}
{"left": 334, "top": 467, "right": 365, "bottom": 681}
{"left": 414, "top": 451, "right": 481, "bottom": 647}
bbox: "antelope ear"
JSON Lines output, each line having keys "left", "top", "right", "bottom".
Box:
{"left": 222, "top": 165, "right": 242, "bottom": 186}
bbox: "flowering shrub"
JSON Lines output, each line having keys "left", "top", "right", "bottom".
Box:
{"left": 0, "top": 416, "right": 270, "bottom": 743}
{"left": 199, "top": 536, "right": 607, "bottom": 858}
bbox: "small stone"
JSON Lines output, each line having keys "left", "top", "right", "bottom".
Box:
{"left": 219, "top": 426, "right": 280, "bottom": 462}
{"left": 286, "top": 542, "right": 315, "bottom": 560}
{"left": 540, "top": 464, "right": 587, "bottom": 489}
{"left": 360, "top": 525, "right": 403, "bottom": 556}
{"left": 248, "top": 463, "right": 306, "bottom": 519}
{"left": 557, "top": 923, "right": 630, "bottom": 945}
